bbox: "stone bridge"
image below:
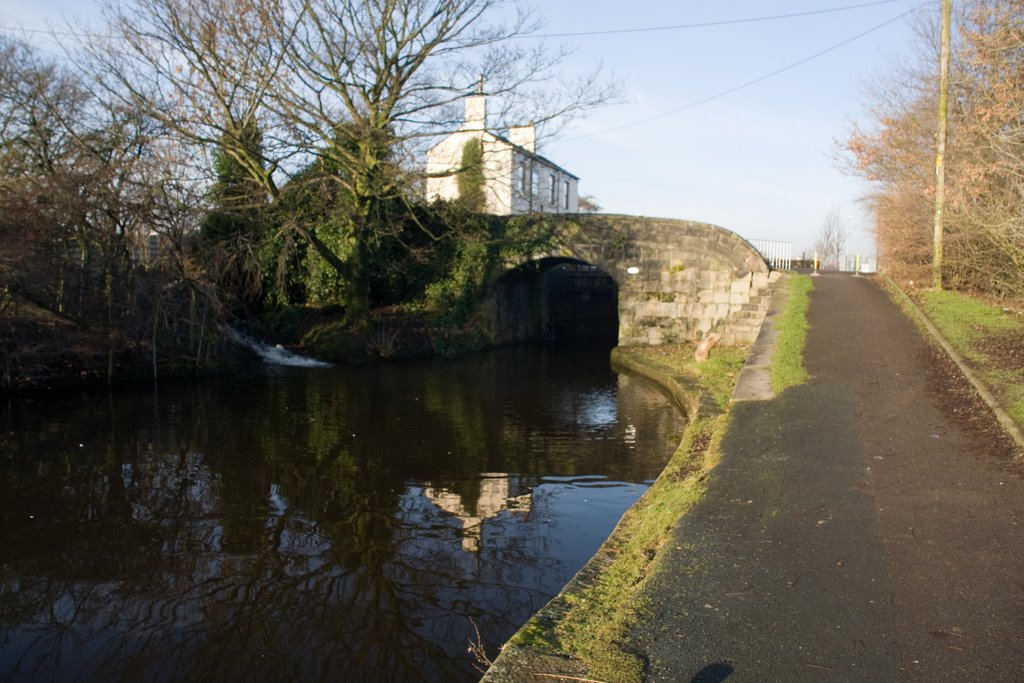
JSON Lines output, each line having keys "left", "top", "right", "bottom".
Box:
{"left": 484, "top": 214, "right": 779, "bottom": 347}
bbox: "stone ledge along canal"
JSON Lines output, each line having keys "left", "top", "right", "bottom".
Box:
{"left": 0, "top": 343, "right": 684, "bottom": 682}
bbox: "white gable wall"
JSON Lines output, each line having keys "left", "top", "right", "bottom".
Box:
{"left": 481, "top": 135, "right": 514, "bottom": 214}
{"left": 425, "top": 131, "right": 578, "bottom": 215}
{"left": 424, "top": 130, "right": 474, "bottom": 204}
{"left": 424, "top": 130, "right": 513, "bottom": 214}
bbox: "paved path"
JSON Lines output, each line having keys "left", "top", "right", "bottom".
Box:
{"left": 631, "top": 273, "right": 1024, "bottom": 681}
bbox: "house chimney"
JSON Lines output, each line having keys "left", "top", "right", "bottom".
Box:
{"left": 464, "top": 95, "right": 487, "bottom": 131}
{"left": 508, "top": 122, "right": 536, "bottom": 153}
{"left": 464, "top": 77, "right": 486, "bottom": 130}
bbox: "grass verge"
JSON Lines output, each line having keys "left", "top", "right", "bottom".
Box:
{"left": 497, "top": 344, "right": 745, "bottom": 682}
{"left": 918, "top": 288, "right": 1024, "bottom": 427}
{"left": 770, "top": 274, "right": 813, "bottom": 393}
{"left": 550, "top": 412, "right": 731, "bottom": 680}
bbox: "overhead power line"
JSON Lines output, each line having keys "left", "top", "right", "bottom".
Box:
{"left": 563, "top": 9, "right": 916, "bottom": 142}
{"left": 0, "top": 7, "right": 111, "bottom": 40}
{"left": 4, "top": 0, "right": 911, "bottom": 43}
{"left": 529, "top": 0, "right": 908, "bottom": 39}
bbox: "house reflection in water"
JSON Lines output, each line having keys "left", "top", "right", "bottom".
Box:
{"left": 424, "top": 474, "right": 532, "bottom": 552}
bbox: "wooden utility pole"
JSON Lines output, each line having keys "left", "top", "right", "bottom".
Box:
{"left": 932, "top": 0, "right": 952, "bottom": 289}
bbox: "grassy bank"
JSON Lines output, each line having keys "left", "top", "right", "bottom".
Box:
{"left": 771, "top": 274, "right": 813, "bottom": 393}
{"left": 488, "top": 343, "right": 747, "bottom": 682}
{"left": 917, "top": 289, "right": 1024, "bottom": 428}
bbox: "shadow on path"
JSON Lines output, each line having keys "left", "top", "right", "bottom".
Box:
{"left": 631, "top": 273, "right": 1024, "bottom": 682}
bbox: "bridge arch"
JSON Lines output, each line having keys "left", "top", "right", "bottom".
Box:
{"left": 484, "top": 214, "right": 775, "bottom": 347}
{"left": 490, "top": 257, "right": 618, "bottom": 343}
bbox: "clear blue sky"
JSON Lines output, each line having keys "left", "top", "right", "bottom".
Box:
{"left": 2, "top": 0, "right": 931, "bottom": 259}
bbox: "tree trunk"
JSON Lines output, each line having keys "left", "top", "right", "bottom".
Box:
{"left": 343, "top": 212, "right": 372, "bottom": 328}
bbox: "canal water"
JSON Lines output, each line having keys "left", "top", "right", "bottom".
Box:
{"left": 0, "top": 344, "right": 684, "bottom": 682}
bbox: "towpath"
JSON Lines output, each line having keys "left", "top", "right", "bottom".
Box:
{"left": 630, "top": 273, "right": 1024, "bottom": 681}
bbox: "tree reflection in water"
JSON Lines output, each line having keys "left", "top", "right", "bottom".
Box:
{"left": 0, "top": 345, "right": 682, "bottom": 681}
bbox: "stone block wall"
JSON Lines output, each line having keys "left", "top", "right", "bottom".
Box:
{"left": 611, "top": 259, "right": 777, "bottom": 347}
{"left": 484, "top": 214, "right": 778, "bottom": 348}
{"left": 559, "top": 215, "right": 776, "bottom": 347}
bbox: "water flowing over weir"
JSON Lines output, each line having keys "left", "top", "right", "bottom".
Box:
{"left": 222, "top": 326, "right": 333, "bottom": 367}
{"left": 0, "top": 344, "right": 684, "bottom": 682}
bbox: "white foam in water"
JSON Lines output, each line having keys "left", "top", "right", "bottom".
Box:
{"left": 224, "top": 327, "right": 332, "bottom": 367}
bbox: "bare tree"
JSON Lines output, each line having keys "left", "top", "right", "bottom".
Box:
{"left": 94, "top": 0, "right": 618, "bottom": 325}
{"left": 92, "top": 0, "right": 292, "bottom": 193}
{"left": 578, "top": 193, "right": 602, "bottom": 213}
{"left": 844, "top": 0, "right": 1024, "bottom": 296}
{"left": 946, "top": 0, "right": 1024, "bottom": 296}
{"left": 0, "top": 31, "right": 226, "bottom": 384}
{"left": 0, "top": 32, "right": 136, "bottom": 316}
{"left": 814, "top": 205, "right": 847, "bottom": 271}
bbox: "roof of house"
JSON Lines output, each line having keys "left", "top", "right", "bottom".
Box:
{"left": 490, "top": 129, "right": 580, "bottom": 180}
{"left": 430, "top": 127, "right": 580, "bottom": 181}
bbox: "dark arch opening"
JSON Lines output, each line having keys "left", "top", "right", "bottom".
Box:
{"left": 493, "top": 257, "right": 618, "bottom": 346}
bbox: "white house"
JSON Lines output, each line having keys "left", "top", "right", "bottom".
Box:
{"left": 425, "top": 93, "right": 579, "bottom": 215}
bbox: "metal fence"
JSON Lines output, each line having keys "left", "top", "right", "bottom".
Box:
{"left": 839, "top": 254, "right": 877, "bottom": 273}
{"left": 748, "top": 238, "right": 792, "bottom": 271}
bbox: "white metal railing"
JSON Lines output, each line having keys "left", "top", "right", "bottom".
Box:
{"left": 748, "top": 238, "right": 792, "bottom": 271}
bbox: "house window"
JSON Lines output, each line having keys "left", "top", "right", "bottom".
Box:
{"left": 563, "top": 180, "right": 570, "bottom": 210}
{"left": 518, "top": 162, "right": 529, "bottom": 195}
{"left": 549, "top": 174, "right": 557, "bottom": 205}
{"left": 147, "top": 233, "right": 160, "bottom": 261}
{"left": 531, "top": 168, "right": 539, "bottom": 198}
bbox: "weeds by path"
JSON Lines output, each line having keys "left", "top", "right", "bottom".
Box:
{"left": 771, "top": 274, "right": 813, "bottom": 393}
{"left": 918, "top": 289, "right": 1024, "bottom": 428}
{"left": 504, "top": 344, "right": 745, "bottom": 682}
